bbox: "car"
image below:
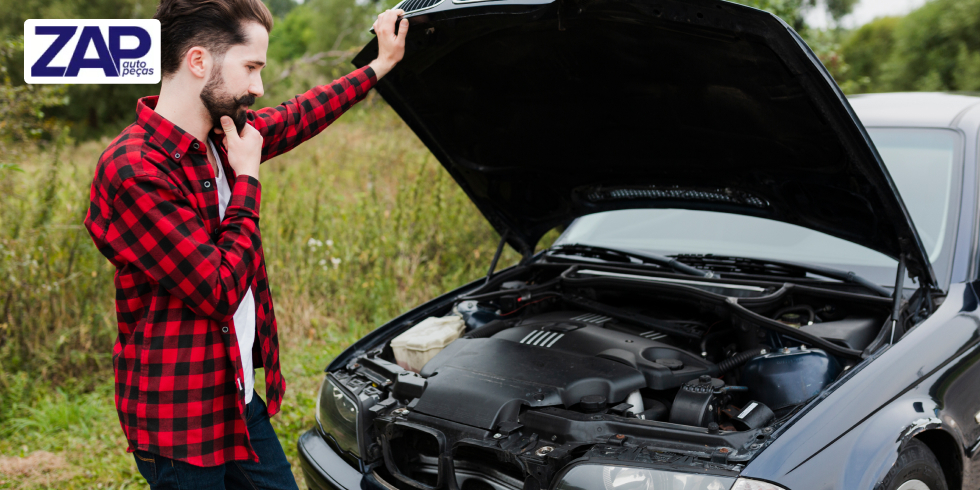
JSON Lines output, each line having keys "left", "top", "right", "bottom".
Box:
{"left": 296, "top": 0, "right": 980, "bottom": 489}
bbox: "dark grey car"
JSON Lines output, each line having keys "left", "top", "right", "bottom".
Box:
{"left": 297, "top": 0, "right": 980, "bottom": 488}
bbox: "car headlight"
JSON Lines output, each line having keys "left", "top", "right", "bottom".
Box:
{"left": 555, "top": 465, "right": 789, "bottom": 490}
{"left": 556, "top": 465, "right": 736, "bottom": 490}
{"left": 316, "top": 375, "right": 360, "bottom": 457}
{"left": 730, "top": 479, "right": 789, "bottom": 490}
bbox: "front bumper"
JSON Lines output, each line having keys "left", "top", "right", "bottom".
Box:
{"left": 297, "top": 429, "right": 381, "bottom": 490}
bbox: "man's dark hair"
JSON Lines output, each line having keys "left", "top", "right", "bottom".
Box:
{"left": 154, "top": 0, "right": 274, "bottom": 78}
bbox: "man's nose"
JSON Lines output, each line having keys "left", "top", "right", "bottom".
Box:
{"left": 250, "top": 78, "right": 264, "bottom": 99}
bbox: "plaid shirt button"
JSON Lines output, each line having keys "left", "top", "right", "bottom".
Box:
{"left": 204, "top": 181, "right": 211, "bottom": 188}
{"left": 174, "top": 152, "right": 181, "bottom": 159}
{"left": 222, "top": 326, "right": 229, "bottom": 333}
{"left": 192, "top": 142, "right": 200, "bottom": 150}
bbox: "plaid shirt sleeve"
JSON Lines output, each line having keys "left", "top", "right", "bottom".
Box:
{"left": 106, "top": 173, "right": 263, "bottom": 322}
{"left": 252, "top": 66, "right": 377, "bottom": 162}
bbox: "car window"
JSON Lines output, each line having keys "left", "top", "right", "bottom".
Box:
{"left": 870, "top": 129, "right": 956, "bottom": 262}
{"left": 554, "top": 128, "right": 961, "bottom": 287}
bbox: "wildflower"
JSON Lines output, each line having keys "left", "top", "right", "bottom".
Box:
{"left": 319, "top": 259, "right": 327, "bottom": 266}
{"left": 331, "top": 257, "right": 342, "bottom": 269}
{"left": 307, "top": 238, "right": 323, "bottom": 248}
{"left": 326, "top": 239, "right": 334, "bottom": 248}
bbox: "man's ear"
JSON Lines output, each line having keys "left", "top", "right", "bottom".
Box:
{"left": 185, "top": 46, "right": 210, "bottom": 80}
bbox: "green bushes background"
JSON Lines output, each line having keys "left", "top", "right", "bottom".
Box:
{"left": 839, "top": 0, "right": 980, "bottom": 92}
{"left": 0, "top": 0, "right": 976, "bottom": 486}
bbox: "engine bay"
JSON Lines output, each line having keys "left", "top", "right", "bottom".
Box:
{"left": 322, "top": 262, "right": 922, "bottom": 490}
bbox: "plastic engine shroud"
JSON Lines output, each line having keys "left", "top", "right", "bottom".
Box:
{"left": 413, "top": 311, "right": 716, "bottom": 430}
{"left": 491, "top": 310, "right": 716, "bottom": 390}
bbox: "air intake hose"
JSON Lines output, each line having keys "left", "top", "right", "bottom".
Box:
{"left": 717, "top": 348, "right": 767, "bottom": 374}
{"left": 463, "top": 319, "right": 516, "bottom": 339}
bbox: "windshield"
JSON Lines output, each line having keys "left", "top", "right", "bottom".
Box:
{"left": 554, "top": 128, "right": 961, "bottom": 287}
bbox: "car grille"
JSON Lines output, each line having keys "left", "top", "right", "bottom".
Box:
{"left": 395, "top": 0, "right": 443, "bottom": 14}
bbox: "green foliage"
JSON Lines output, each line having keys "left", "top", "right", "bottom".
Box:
{"left": 267, "top": 6, "right": 317, "bottom": 62}
{"left": 838, "top": 0, "right": 980, "bottom": 93}
{"left": 825, "top": 0, "right": 859, "bottom": 25}
{"left": 261, "top": 0, "right": 397, "bottom": 107}
{"left": 954, "top": 44, "right": 980, "bottom": 92}
{"left": 0, "top": 0, "right": 158, "bottom": 39}
{"left": 839, "top": 16, "right": 899, "bottom": 92}
{"left": 266, "top": 0, "right": 299, "bottom": 18}
{"left": 0, "top": 38, "right": 69, "bottom": 150}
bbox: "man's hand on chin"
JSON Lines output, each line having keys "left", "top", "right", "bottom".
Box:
{"left": 370, "top": 9, "right": 409, "bottom": 79}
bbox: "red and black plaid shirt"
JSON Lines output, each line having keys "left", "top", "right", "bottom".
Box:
{"left": 84, "top": 66, "right": 376, "bottom": 467}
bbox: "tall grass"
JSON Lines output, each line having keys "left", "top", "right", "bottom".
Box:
{"left": 0, "top": 101, "right": 526, "bottom": 487}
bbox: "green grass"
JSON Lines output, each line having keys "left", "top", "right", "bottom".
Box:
{"left": 0, "top": 101, "right": 527, "bottom": 488}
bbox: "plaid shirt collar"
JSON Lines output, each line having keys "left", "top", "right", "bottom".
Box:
{"left": 136, "top": 95, "right": 225, "bottom": 162}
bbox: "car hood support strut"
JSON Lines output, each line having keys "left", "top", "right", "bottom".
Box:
{"left": 890, "top": 255, "right": 907, "bottom": 344}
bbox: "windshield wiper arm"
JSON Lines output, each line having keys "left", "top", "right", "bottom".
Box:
{"left": 546, "top": 244, "right": 712, "bottom": 278}
{"left": 673, "top": 254, "right": 891, "bottom": 297}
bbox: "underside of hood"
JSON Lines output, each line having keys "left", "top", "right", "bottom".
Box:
{"left": 353, "top": 0, "right": 936, "bottom": 286}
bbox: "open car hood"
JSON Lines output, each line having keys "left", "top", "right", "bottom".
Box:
{"left": 353, "top": 0, "right": 937, "bottom": 286}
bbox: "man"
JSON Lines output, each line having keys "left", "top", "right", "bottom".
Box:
{"left": 83, "top": 0, "right": 407, "bottom": 487}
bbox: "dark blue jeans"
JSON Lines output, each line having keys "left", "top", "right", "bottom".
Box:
{"left": 132, "top": 394, "right": 299, "bottom": 490}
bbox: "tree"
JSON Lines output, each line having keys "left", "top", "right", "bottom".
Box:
{"left": 868, "top": 0, "right": 980, "bottom": 92}
{"left": 825, "top": 0, "right": 858, "bottom": 27}
{"left": 265, "top": 0, "right": 298, "bottom": 18}
{"left": 839, "top": 16, "right": 899, "bottom": 93}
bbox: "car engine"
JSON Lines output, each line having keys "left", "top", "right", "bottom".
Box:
{"left": 320, "top": 263, "right": 898, "bottom": 490}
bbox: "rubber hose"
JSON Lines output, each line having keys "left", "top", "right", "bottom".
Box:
{"left": 717, "top": 348, "right": 767, "bottom": 374}
{"left": 463, "top": 319, "right": 515, "bottom": 339}
{"left": 700, "top": 329, "right": 733, "bottom": 355}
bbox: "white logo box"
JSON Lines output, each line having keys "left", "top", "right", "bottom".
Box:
{"left": 24, "top": 19, "right": 161, "bottom": 84}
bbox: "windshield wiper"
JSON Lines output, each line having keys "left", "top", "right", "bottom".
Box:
{"left": 672, "top": 254, "right": 891, "bottom": 297}
{"left": 546, "top": 244, "right": 712, "bottom": 277}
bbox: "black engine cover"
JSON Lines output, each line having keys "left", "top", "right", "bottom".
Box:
{"left": 491, "top": 311, "right": 716, "bottom": 390}
{"left": 412, "top": 311, "right": 717, "bottom": 430}
{"left": 416, "top": 338, "right": 646, "bottom": 430}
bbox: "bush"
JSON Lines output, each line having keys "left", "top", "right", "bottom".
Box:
{"left": 839, "top": 16, "right": 899, "bottom": 93}
{"left": 840, "top": 0, "right": 980, "bottom": 93}
{"left": 0, "top": 38, "right": 69, "bottom": 152}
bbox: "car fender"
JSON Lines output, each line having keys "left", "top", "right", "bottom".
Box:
{"left": 841, "top": 398, "right": 957, "bottom": 489}
{"left": 742, "top": 282, "right": 980, "bottom": 489}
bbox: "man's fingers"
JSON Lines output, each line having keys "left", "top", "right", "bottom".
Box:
{"left": 241, "top": 123, "right": 260, "bottom": 138}
{"left": 220, "top": 116, "right": 238, "bottom": 139}
{"left": 398, "top": 19, "right": 409, "bottom": 40}
{"left": 376, "top": 9, "right": 402, "bottom": 37}
{"left": 389, "top": 10, "right": 404, "bottom": 36}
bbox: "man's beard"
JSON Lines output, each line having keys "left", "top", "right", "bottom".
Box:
{"left": 200, "top": 66, "right": 255, "bottom": 134}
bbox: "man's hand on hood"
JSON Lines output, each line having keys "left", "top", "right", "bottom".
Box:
{"left": 371, "top": 8, "right": 409, "bottom": 79}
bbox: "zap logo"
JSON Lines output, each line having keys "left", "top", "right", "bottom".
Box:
{"left": 24, "top": 19, "right": 160, "bottom": 84}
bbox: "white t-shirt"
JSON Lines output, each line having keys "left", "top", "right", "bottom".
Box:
{"left": 209, "top": 139, "right": 257, "bottom": 404}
